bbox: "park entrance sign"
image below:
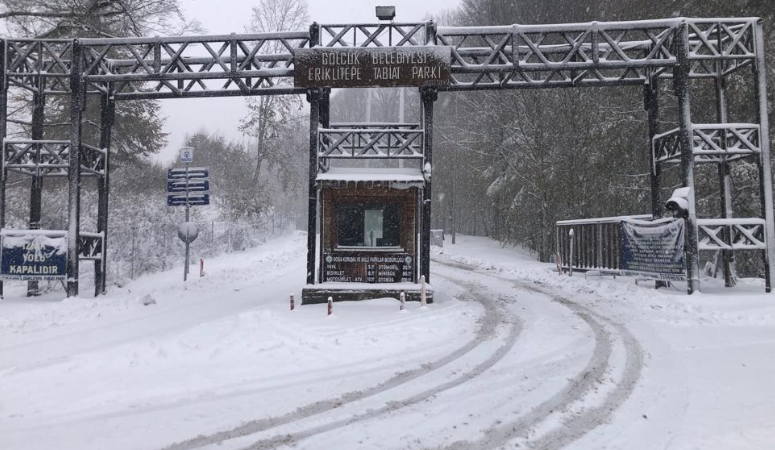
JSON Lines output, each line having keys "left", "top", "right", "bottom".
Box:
{"left": 294, "top": 46, "right": 451, "bottom": 88}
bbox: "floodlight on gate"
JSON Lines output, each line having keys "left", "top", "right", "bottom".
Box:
{"left": 376, "top": 6, "right": 396, "bottom": 21}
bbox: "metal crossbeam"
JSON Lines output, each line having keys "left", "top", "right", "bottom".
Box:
{"left": 437, "top": 20, "right": 679, "bottom": 89}
{"left": 652, "top": 124, "right": 760, "bottom": 167}
{"left": 686, "top": 20, "right": 756, "bottom": 77}
{"left": 318, "top": 123, "right": 424, "bottom": 161}
{"left": 5, "top": 39, "right": 74, "bottom": 94}
{"left": 319, "top": 23, "right": 430, "bottom": 47}
{"left": 697, "top": 218, "right": 766, "bottom": 250}
{"left": 3, "top": 140, "right": 106, "bottom": 177}
{"left": 2, "top": 18, "right": 762, "bottom": 96}
{"left": 5, "top": 32, "right": 311, "bottom": 98}
{"left": 81, "top": 144, "right": 107, "bottom": 176}
{"left": 77, "top": 232, "right": 104, "bottom": 260}
{"left": 81, "top": 33, "right": 310, "bottom": 99}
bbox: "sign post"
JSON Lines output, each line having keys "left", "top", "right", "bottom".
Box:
{"left": 167, "top": 147, "right": 210, "bottom": 282}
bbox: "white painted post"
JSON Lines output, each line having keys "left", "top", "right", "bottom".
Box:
{"left": 420, "top": 275, "right": 427, "bottom": 306}
{"left": 327, "top": 296, "right": 333, "bottom": 316}
{"left": 290, "top": 293, "right": 295, "bottom": 311}
{"left": 569, "top": 228, "right": 575, "bottom": 277}
{"left": 754, "top": 20, "right": 775, "bottom": 293}
{"left": 400, "top": 291, "right": 406, "bottom": 311}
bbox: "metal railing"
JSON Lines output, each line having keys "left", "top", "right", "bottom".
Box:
{"left": 555, "top": 214, "right": 651, "bottom": 272}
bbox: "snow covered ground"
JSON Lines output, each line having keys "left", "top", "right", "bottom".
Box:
{"left": 1, "top": 232, "right": 774, "bottom": 450}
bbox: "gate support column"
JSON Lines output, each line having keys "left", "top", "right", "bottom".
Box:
{"left": 0, "top": 40, "right": 7, "bottom": 299}
{"left": 317, "top": 88, "right": 329, "bottom": 283}
{"left": 305, "top": 23, "right": 321, "bottom": 287}
{"left": 645, "top": 78, "right": 667, "bottom": 289}
{"left": 421, "top": 87, "right": 437, "bottom": 283}
{"left": 753, "top": 20, "right": 775, "bottom": 293}
{"left": 95, "top": 91, "right": 114, "bottom": 296}
{"left": 674, "top": 23, "right": 700, "bottom": 294}
{"left": 27, "top": 86, "right": 45, "bottom": 297}
{"left": 715, "top": 68, "right": 736, "bottom": 287}
{"left": 645, "top": 80, "right": 661, "bottom": 219}
{"left": 66, "top": 40, "right": 84, "bottom": 298}
{"left": 306, "top": 88, "right": 320, "bottom": 285}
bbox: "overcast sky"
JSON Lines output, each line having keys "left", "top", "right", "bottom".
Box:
{"left": 158, "top": 0, "right": 459, "bottom": 164}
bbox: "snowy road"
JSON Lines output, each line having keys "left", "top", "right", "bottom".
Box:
{"left": 182, "top": 261, "right": 646, "bottom": 450}
{"left": 1, "top": 233, "right": 774, "bottom": 450}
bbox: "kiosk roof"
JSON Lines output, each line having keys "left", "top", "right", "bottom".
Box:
{"left": 316, "top": 168, "right": 425, "bottom": 185}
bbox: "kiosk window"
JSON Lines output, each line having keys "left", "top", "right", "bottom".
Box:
{"left": 337, "top": 204, "right": 401, "bottom": 247}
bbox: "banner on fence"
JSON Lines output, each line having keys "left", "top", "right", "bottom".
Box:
{"left": 0, "top": 231, "right": 67, "bottom": 280}
{"left": 620, "top": 218, "right": 686, "bottom": 281}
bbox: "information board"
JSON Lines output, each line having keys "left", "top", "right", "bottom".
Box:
{"left": 0, "top": 232, "right": 67, "bottom": 280}
{"left": 294, "top": 46, "right": 451, "bottom": 88}
{"left": 323, "top": 252, "right": 413, "bottom": 283}
{"left": 620, "top": 219, "right": 686, "bottom": 280}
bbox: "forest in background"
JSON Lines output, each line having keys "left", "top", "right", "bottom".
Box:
{"left": 0, "top": 0, "right": 773, "bottom": 289}
{"left": 428, "top": 0, "right": 775, "bottom": 278}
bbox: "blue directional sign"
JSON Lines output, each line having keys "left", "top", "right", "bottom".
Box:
{"left": 168, "top": 167, "right": 209, "bottom": 180}
{"left": 167, "top": 166, "right": 211, "bottom": 207}
{"left": 167, "top": 179, "right": 210, "bottom": 193}
{"left": 167, "top": 193, "right": 210, "bottom": 206}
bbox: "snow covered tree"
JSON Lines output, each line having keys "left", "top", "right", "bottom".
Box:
{"left": 0, "top": 0, "right": 202, "bottom": 161}
{"left": 432, "top": 0, "right": 775, "bottom": 273}
{"left": 0, "top": 0, "right": 198, "bottom": 38}
{"left": 239, "top": 0, "right": 309, "bottom": 185}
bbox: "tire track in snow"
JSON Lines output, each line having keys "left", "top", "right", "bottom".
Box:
{"left": 163, "top": 278, "right": 514, "bottom": 450}
{"left": 433, "top": 259, "right": 644, "bottom": 450}
{"left": 233, "top": 277, "right": 523, "bottom": 450}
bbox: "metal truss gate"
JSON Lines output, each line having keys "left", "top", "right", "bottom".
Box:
{"left": 1, "top": 18, "right": 772, "bottom": 296}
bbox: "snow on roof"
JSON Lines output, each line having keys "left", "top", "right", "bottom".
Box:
{"left": 316, "top": 167, "right": 425, "bottom": 184}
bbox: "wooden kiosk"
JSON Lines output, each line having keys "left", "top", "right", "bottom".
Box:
{"left": 296, "top": 40, "right": 450, "bottom": 304}
{"left": 303, "top": 166, "right": 431, "bottom": 303}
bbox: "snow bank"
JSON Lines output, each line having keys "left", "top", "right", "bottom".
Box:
{"left": 433, "top": 234, "right": 775, "bottom": 328}
{"left": 0, "top": 232, "right": 306, "bottom": 338}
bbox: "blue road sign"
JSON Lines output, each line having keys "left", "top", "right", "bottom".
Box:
{"left": 167, "top": 180, "right": 210, "bottom": 193}
{"left": 1, "top": 233, "right": 67, "bottom": 280}
{"left": 168, "top": 167, "right": 209, "bottom": 180}
{"left": 167, "top": 193, "right": 210, "bottom": 206}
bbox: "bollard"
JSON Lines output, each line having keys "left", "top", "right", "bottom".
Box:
{"left": 327, "top": 296, "right": 333, "bottom": 316}
{"left": 556, "top": 253, "right": 563, "bottom": 275}
{"left": 568, "top": 228, "right": 575, "bottom": 277}
{"left": 200, "top": 259, "right": 205, "bottom": 277}
{"left": 400, "top": 291, "right": 406, "bottom": 311}
{"left": 290, "top": 293, "right": 295, "bottom": 311}
{"left": 420, "top": 275, "right": 427, "bottom": 306}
